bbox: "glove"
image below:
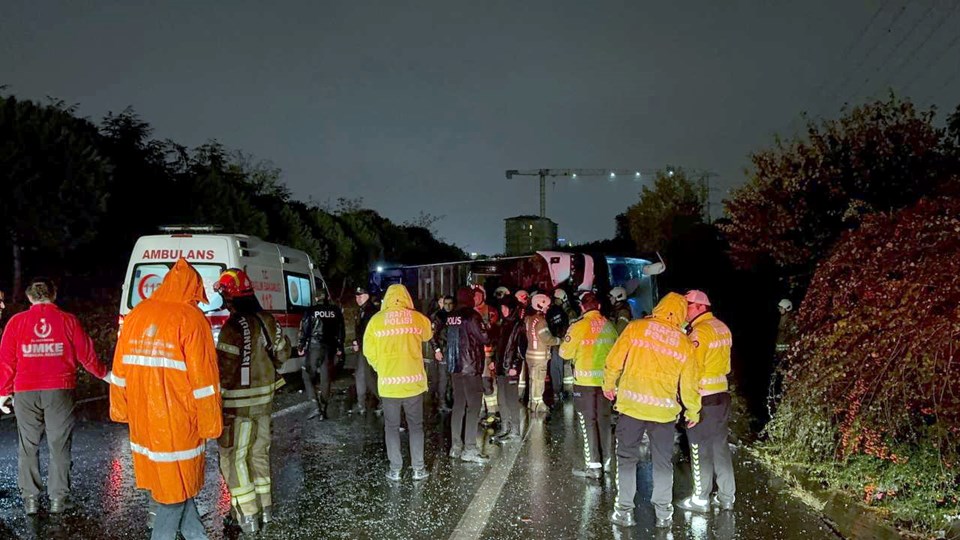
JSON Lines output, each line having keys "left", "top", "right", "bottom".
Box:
{"left": 0, "top": 395, "right": 12, "bottom": 415}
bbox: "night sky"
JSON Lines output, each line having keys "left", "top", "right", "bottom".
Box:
{"left": 3, "top": 1, "right": 958, "bottom": 254}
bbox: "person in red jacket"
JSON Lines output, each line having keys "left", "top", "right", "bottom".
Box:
{"left": 0, "top": 277, "right": 108, "bottom": 515}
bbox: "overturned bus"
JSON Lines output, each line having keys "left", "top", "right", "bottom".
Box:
{"left": 369, "top": 251, "right": 660, "bottom": 317}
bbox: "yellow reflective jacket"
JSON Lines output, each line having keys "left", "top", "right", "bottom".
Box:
{"left": 603, "top": 293, "right": 701, "bottom": 424}
{"left": 559, "top": 310, "right": 618, "bottom": 387}
{"left": 688, "top": 311, "right": 732, "bottom": 396}
{"left": 363, "top": 285, "right": 433, "bottom": 398}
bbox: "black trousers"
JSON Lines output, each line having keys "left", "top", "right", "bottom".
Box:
{"left": 686, "top": 392, "right": 736, "bottom": 504}
{"left": 572, "top": 385, "right": 612, "bottom": 468}
{"left": 615, "top": 415, "right": 675, "bottom": 521}
{"left": 14, "top": 389, "right": 75, "bottom": 499}
{"left": 450, "top": 374, "right": 483, "bottom": 451}
{"left": 496, "top": 376, "right": 521, "bottom": 431}
{"left": 302, "top": 342, "right": 336, "bottom": 408}
{"left": 426, "top": 360, "right": 450, "bottom": 406}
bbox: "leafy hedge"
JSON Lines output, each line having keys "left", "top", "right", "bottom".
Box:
{"left": 764, "top": 195, "right": 960, "bottom": 533}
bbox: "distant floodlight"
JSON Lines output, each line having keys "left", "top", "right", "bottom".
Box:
{"left": 667, "top": 169, "right": 675, "bottom": 177}
{"left": 376, "top": 265, "right": 384, "bottom": 273}
{"left": 634, "top": 171, "right": 641, "bottom": 178}
{"left": 609, "top": 172, "right": 616, "bottom": 178}
{"left": 572, "top": 173, "right": 578, "bottom": 179}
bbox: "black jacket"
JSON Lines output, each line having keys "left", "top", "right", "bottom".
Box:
{"left": 354, "top": 300, "right": 378, "bottom": 352}
{"left": 430, "top": 308, "right": 450, "bottom": 354}
{"left": 297, "top": 302, "right": 345, "bottom": 351}
{"left": 444, "top": 307, "right": 488, "bottom": 376}
{"left": 495, "top": 313, "right": 526, "bottom": 379}
{"left": 546, "top": 304, "right": 570, "bottom": 338}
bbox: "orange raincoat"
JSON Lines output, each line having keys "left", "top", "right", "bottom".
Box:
{"left": 109, "top": 258, "right": 223, "bottom": 504}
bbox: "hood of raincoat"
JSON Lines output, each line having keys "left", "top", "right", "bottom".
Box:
{"left": 151, "top": 258, "right": 208, "bottom": 305}
{"left": 456, "top": 287, "right": 475, "bottom": 309}
{"left": 651, "top": 292, "right": 687, "bottom": 329}
{"left": 382, "top": 284, "right": 414, "bottom": 310}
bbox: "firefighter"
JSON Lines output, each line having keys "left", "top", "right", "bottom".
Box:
{"left": 524, "top": 294, "right": 559, "bottom": 413}
{"left": 514, "top": 289, "right": 531, "bottom": 398}
{"left": 297, "top": 288, "right": 345, "bottom": 420}
{"left": 608, "top": 286, "right": 633, "bottom": 334}
{"left": 473, "top": 286, "right": 500, "bottom": 422}
{"left": 0, "top": 278, "right": 109, "bottom": 515}
{"left": 769, "top": 298, "right": 797, "bottom": 418}
{"left": 445, "top": 287, "right": 490, "bottom": 463}
{"left": 110, "top": 259, "right": 223, "bottom": 539}
{"left": 677, "top": 290, "right": 736, "bottom": 513}
{"left": 559, "top": 292, "right": 617, "bottom": 478}
{"left": 362, "top": 284, "right": 434, "bottom": 480}
{"left": 604, "top": 292, "right": 700, "bottom": 529}
{"left": 351, "top": 287, "right": 381, "bottom": 415}
{"left": 214, "top": 268, "right": 291, "bottom": 533}
{"left": 492, "top": 295, "right": 525, "bottom": 442}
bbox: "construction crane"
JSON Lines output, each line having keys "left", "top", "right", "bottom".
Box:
{"left": 505, "top": 168, "right": 670, "bottom": 218}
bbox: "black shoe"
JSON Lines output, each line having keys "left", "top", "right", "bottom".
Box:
{"left": 655, "top": 515, "right": 673, "bottom": 528}
{"left": 262, "top": 506, "right": 273, "bottom": 524}
{"left": 49, "top": 497, "right": 74, "bottom": 514}
{"left": 374, "top": 406, "right": 383, "bottom": 416}
{"left": 712, "top": 494, "right": 734, "bottom": 511}
{"left": 23, "top": 496, "right": 38, "bottom": 516}
{"left": 610, "top": 508, "right": 636, "bottom": 527}
{"left": 307, "top": 407, "right": 322, "bottom": 420}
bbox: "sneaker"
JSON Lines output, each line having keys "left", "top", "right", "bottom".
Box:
{"left": 374, "top": 406, "right": 384, "bottom": 416}
{"left": 610, "top": 508, "right": 636, "bottom": 527}
{"left": 677, "top": 496, "right": 710, "bottom": 513}
{"left": 449, "top": 444, "right": 463, "bottom": 458}
{"left": 603, "top": 458, "right": 613, "bottom": 472}
{"left": 239, "top": 514, "right": 260, "bottom": 533}
{"left": 711, "top": 494, "right": 734, "bottom": 511}
{"left": 412, "top": 468, "right": 430, "bottom": 481}
{"left": 385, "top": 468, "right": 402, "bottom": 482}
{"left": 261, "top": 506, "right": 273, "bottom": 524}
{"left": 49, "top": 497, "right": 74, "bottom": 514}
{"left": 23, "top": 495, "right": 38, "bottom": 516}
{"left": 655, "top": 514, "right": 673, "bottom": 528}
{"left": 460, "top": 449, "right": 490, "bottom": 464}
{"left": 307, "top": 407, "right": 322, "bottom": 420}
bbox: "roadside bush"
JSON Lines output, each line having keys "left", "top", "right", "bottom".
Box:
{"left": 764, "top": 195, "right": 960, "bottom": 534}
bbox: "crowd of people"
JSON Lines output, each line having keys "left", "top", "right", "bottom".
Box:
{"left": 0, "top": 259, "right": 737, "bottom": 538}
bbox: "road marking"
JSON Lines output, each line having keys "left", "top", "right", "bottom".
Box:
{"left": 448, "top": 419, "right": 535, "bottom": 540}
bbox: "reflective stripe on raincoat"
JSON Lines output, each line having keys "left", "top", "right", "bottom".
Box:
{"left": 603, "top": 293, "right": 701, "bottom": 424}
{"left": 362, "top": 284, "right": 433, "bottom": 399}
{"left": 688, "top": 312, "right": 732, "bottom": 396}
{"left": 558, "top": 310, "right": 617, "bottom": 387}
{"left": 110, "top": 258, "right": 222, "bottom": 504}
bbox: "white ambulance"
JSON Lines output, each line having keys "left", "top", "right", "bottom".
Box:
{"left": 119, "top": 227, "right": 327, "bottom": 373}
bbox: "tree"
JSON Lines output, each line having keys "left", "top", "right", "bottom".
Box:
{"left": 0, "top": 96, "right": 112, "bottom": 299}
{"left": 624, "top": 168, "right": 707, "bottom": 254}
{"left": 723, "top": 96, "right": 956, "bottom": 295}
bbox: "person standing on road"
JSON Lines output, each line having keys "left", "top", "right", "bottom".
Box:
{"left": 524, "top": 294, "right": 559, "bottom": 414}
{"left": 514, "top": 289, "right": 531, "bottom": 399}
{"left": 362, "top": 284, "right": 433, "bottom": 481}
{"left": 297, "top": 288, "right": 345, "bottom": 420}
{"left": 559, "top": 292, "right": 618, "bottom": 478}
{"left": 608, "top": 287, "right": 633, "bottom": 334}
{"left": 0, "top": 277, "right": 109, "bottom": 515}
{"left": 492, "top": 295, "right": 525, "bottom": 442}
{"left": 445, "top": 287, "right": 490, "bottom": 463}
{"left": 110, "top": 259, "right": 222, "bottom": 540}
{"left": 214, "top": 269, "right": 291, "bottom": 533}
{"left": 352, "top": 287, "right": 380, "bottom": 415}
{"left": 677, "top": 290, "right": 736, "bottom": 513}
{"left": 546, "top": 289, "right": 573, "bottom": 405}
{"left": 473, "top": 286, "right": 500, "bottom": 421}
{"left": 603, "top": 292, "right": 700, "bottom": 530}
{"left": 428, "top": 295, "right": 454, "bottom": 411}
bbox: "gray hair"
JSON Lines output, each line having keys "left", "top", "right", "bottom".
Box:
{"left": 25, "top": 278, "right": 57, "bottom": 303}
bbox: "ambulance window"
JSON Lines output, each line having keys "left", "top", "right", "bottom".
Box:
{"left": 128, "top": 262, "right": 225, "bottom": 312}
{"left": 285, "top": 272, "right": 312, "bottom": 310}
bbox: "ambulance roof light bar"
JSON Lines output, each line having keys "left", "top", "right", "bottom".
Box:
{"left": 157, "top": 224, "right": 223, "bottom": 234}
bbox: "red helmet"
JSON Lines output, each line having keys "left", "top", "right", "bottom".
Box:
{"left": 214, "top": 268, "right": 255, "bottom": 298}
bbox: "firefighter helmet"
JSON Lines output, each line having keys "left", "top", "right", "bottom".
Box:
{"left": 531, "top": 293, "right": 551, "bottom": 313}
{"left": 494, "top": 286, "right": 511, "bottom": 299}
{"left": 515, "top": 290, "right": 530, "bottom": 305}
{"left": 609, "top": 286, "right": 627, "bottom": 303}
{"left": 214, "top": 268, "right": 255, "bottom": 298}
{"left": 553, "top": 289, "right": 568, "bottom": 303}
{"left": 778, "top": 299, "right": 793, "bottom": 312}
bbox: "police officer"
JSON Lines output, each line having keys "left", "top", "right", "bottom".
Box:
{"left": 298, "top": 289, "right": 345, "bottom": 420}
{"left": 352, "top": 287, "right": 380, "bottom": 414}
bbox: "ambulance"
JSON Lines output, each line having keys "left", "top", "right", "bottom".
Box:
{"left": 119, "top": 226, "right": 327, "bottom": 373}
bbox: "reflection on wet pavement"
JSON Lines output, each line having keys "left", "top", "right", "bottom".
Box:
{"left": 0, "top": 390, "right": 841, "bottom": 539}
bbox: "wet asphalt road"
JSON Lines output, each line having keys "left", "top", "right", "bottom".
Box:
{"left": 0, "top": 370, "right": 840, "bottom": 540}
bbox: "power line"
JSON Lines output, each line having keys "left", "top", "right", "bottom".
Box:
{"left": 903, "top": 8, "right": 960, "bottom": 94}
{"left": 846, "top": 1, "right": 936, "bottom": 100}
{"left": 883, "top": 1, "right": 960, "bottom": 90}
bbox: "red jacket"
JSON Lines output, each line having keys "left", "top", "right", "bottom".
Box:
{"left": 0, "top": 303, "right": 107, "bottom": 394}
